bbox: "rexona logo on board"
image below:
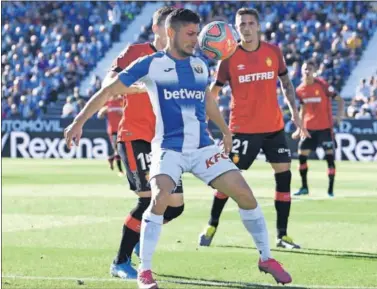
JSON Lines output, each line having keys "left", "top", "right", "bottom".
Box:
{"left": 1, "top": 131, "right": 109, "bottom": 159}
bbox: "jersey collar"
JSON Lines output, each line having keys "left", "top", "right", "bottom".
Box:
{"left": 239, "top": 40, "right": 261, "bottom": 53}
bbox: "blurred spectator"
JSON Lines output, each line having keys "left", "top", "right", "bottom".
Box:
{"left": 355, "top": 78, "right": 370, "bottom": 99}
{"left": 346, "top": 32, "right": 362, "bottom": 51}
{"left": 2, "top": 1, "right": 377, "bottom": 120}
{"left": 108, "top": 2, "right": 121, "bottom": 42}
{"left": 61, "top": 96, "right": 76, "bottom": 118}
{"left": 369, "top": 74, "right": 377, "bottom": 97}
{"left": 355, "top": 104, "right": 372, "bottom": 119}
{"left": 369, "top": 96, "right": 377, "bottom": 117}
{"left": 63, "top": 63, "right": 79, "bottom": 91}
{"left": 1, "top": 1, "right": 144, "bottom": 119}
{"left": 347, "top": 99, "right": 360, "bottom": 118}
{"left": 10, "top": 103, "right": 21, "bottom": 119}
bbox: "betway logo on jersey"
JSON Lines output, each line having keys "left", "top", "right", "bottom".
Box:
{"left": 164, "top": 89, "right": 205, "bottom": 102}
{"left": 239, "top": 71, "right": 274, "bottom": 83}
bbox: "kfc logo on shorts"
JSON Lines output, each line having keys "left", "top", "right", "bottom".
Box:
{"left": 206, "top": 152, "right": 229, "bottom": 168}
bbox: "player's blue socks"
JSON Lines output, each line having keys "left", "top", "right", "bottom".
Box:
{"left": 139, "top": 211, "right": 163, "bottom": 271}
{"left": 239, "top": 205, "right": 271, "bottom": 261}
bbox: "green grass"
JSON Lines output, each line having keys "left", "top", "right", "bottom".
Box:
{"left": 2, "top": 158, "right": 377, "bottom": 289}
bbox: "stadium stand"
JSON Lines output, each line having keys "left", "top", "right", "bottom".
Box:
{"left": 2, "top": 1, "right": 377, "bottom": 120}
{"left": 1, "top": 1, "right": 144, "bottom": 119}
{"left": 346, "top": 73, "right": 377, "bottom": 118}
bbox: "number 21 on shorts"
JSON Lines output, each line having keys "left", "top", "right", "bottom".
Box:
{"left": 232, "top": 138, "right": 249, "bottom": 155}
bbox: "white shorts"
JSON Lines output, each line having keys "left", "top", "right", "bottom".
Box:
{"left": 149, "top": 145, "right": 238, "bottom": 186}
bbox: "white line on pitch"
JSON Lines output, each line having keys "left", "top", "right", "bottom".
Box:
{"left": 2, "top": 275, "right": 377, "bottom": 289}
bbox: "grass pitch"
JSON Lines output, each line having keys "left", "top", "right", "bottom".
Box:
{"left": 2, "top": 158, "right": 377, "bottom": 289}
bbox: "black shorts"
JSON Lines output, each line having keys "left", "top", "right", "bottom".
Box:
{"left": 118, "top": 140, "right": 183, "bottom": 193}
{"left": 298, "top": 128, "right": 335, "bottom": 151}
{"left": 229, "top": 130, "right": 291, "bottom": 170}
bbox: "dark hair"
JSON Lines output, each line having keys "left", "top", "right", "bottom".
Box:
{"left": 303, "top": 60, "right": 316, "bottom": 69}
{"left": 165, "top": 8, "right": 200, "bottom": 31}
{"left": 153, "top": 6, "right": 175, "bottom": 26}
{"left": 236, "top": 8, "right": 260, "bottom": 23}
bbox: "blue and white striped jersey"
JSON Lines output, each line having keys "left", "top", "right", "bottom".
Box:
{"left": 118, "top": 51, "right": 213, "bottom": 152}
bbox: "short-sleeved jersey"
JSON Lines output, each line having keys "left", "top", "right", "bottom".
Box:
{"left": 118, "top": 51, "right": 213, "bottom": 152}
{"left": 296, "top": 78, "right": 336, "bottom": 130}
{"left": 111, "top": 43, "right": 156, "bottom": 142}
{"left": 215, "top": 41, "right": 288, "bottom": 134}
{"left": 105, "top": 97, "right": 123, "bottom": 134}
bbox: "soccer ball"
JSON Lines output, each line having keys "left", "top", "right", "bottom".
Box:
{"left": 198, "top": 21, "right": 238, "bottom": 61}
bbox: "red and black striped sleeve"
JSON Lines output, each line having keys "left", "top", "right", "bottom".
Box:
{"left": 110, "top": 45, "right": 135, "bottom": 73}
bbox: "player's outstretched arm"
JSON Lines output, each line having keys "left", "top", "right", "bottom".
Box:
{"left": 103, "top": 71, "right": 146, "bottom": 94}
{"left": 205, "top": 88, "right": 232, "bottom": 154}
{"left": 64, "top": 77, "right": 131, "bottom": 149}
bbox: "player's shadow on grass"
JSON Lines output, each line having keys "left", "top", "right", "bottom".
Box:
{"left": 215, "top": 245, "right": 377, "bottom": 260}
{"left": 156, "top": 273, "right": 309, "bottom": 289}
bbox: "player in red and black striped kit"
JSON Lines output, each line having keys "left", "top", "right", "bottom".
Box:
{"left": 293, "top": 61, "right": 344, "bottom": 197}
{"left": 98, "top": 96, "right": 124, "bottom": 176}
{"left": 199, "top": 8, "right": 309, "bottom": 250}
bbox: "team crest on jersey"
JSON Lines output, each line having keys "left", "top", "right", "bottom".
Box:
{"left": 232, "top": 154, "right": 240, "bottom": 164}
{"left": 193, "top": 64, "right": 204, "bottom": 74}
{"left": 266, "top": 57, "right": 272, "bottom": 67}
{"left": 145, "top": 171, "right": 150, "bottom": 181}
{"left": 315, "top": 89, "right": 320, "bottom": 96}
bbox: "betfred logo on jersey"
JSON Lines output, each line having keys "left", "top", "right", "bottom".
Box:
{"left": 206, "top": 152, "right": 229, "bottom": 168}
{"left": 238, "top": 71, "right": 274, "bottom": 83}
{"left": 164, "top": 89, "right": 205, "bottom": 102}
{"left": 302, "top": 97, "right": 322, "bottom": 103}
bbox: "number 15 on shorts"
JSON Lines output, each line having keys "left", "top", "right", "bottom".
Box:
{"left": 137, "top": 152, "right": 151, "bottom": 171}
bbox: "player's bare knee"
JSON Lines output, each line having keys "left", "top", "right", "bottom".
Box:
{"left": 168, "top": 193, "right": 184, "bottom": 207}
{"left": 150, "top": 175, "right": 176, "bottom": 214}
{"left": 234, "top": 188, "right": 258, "bottom": 210}
{"left": 230, "top": 178, "right": 257, "bottom": 209}
{"left": 137, "top": 191, "right": 152, "bottom": 198}
{"left": 325, "top": 149, "right": 334, "bottom": 155}
{"left": 149, "top": 190, "right": 169, "bottom": 214}
{"left": 298, "top": 149, "right": 310, "bottom": 156}
{"left": 271, "top": 162, "right": 291, "bottom": 173}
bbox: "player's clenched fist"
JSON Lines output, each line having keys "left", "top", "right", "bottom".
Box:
{"left": 64, "top": 122, "right": 83, "bottom": 149}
